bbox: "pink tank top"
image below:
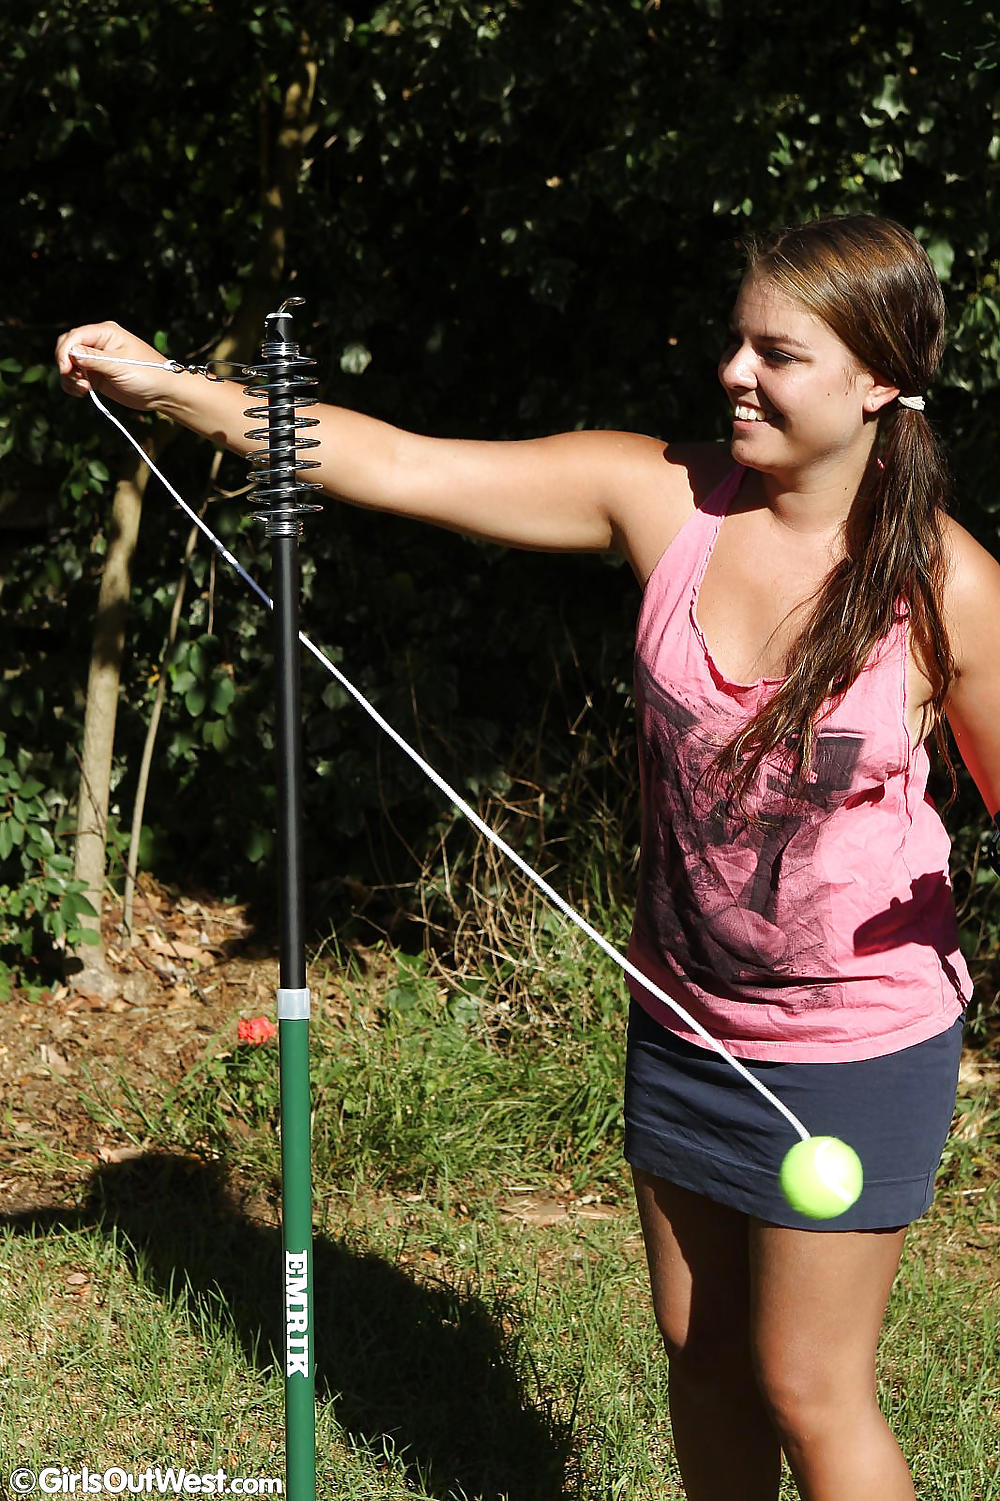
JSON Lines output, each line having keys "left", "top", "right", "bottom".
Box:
{"left": 627, "top": 465, "right": 971, "bottom": 1062}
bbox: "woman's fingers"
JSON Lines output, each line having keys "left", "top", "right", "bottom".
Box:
{"left": 54, "top": 322, "right": 170, "bottom": 409}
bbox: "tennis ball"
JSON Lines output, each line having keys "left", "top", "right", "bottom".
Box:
{"left": 779, "top": 1136, "right": 864, "bottom": 1219}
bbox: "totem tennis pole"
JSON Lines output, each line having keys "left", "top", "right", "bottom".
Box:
{"left": 245, "top": 299, "right": 321, "bottom": 1501}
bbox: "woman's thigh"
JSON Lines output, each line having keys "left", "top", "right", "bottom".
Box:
{"left": 748, "top": 1220, "right": 907, "bottom": 1426}
{"left": 632, "top": 1166, "right": 754, "bottom": 1367}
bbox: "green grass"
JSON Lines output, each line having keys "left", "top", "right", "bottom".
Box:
{"left": 882, "top": 1252, "right": 1000, "bottom": 1498}
{"left": 120, "top": 936, "right": 632, "bottom": 1199}
{"left": 0, "top": 933, "right": 997, "bottom": 1498}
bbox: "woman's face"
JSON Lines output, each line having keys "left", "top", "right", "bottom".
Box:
{"left": 718, "top": 274, "right": 892, "bottom": 487}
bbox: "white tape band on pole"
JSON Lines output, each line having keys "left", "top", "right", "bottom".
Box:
{"left": 277, "top": 988, "right": 311, "bottom": 1021}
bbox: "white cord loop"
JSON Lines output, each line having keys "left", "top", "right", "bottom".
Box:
{"left": 72, "top": 349, "right": 250, "bottom": 382}
{"left": 897, "top": 395, "right": 926, "bottom": 411}
{"left": 88, "top": 389, "right": 812, "bottom": 1144}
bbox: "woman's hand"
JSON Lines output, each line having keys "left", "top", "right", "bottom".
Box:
{"left": 56, "top": 319, "right": 250, "bottom": 452}
{"left": 55, "top": 321, "right": 176, "bottom": 412}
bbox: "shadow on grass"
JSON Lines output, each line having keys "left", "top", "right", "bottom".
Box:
{"left": 0, "top": 1153, "right": 573, "bottom": 1500}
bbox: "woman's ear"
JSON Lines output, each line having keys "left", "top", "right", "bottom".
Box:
{"left": 862, "top": 373, "right": 901, "bottom": 415}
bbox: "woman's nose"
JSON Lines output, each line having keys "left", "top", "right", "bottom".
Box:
{"left": 719, "top": 341, "right": 755, "bottom": 391}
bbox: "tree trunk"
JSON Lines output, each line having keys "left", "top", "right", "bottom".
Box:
{"left": 70, "top": 29, "right": 319, "bottom": 980}
{"left": 71, "top": 441, "right": 161, "bottom": 981}
{"left": 215, "top": 32, "right": 319, "bottom": 365}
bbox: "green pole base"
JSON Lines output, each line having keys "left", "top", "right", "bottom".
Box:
{"left": 279, "top": 1007, "right": 316, "bottom": 1501}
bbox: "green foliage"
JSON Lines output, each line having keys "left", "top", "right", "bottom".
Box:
{"left": 3, "top": 1, "right": 1000, "bottom": 1004}
{"left": 0, "top": 733, "right": 97, "bottom": 985}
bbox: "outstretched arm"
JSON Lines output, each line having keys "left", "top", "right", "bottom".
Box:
{"left": 56, "top": 321, "right": 700, "bottom": 572}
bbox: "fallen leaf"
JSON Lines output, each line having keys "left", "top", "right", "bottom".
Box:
{"left": 501, "top": 1196, "right": 570, "bottom": 1226}
{"left": 97, "top": 1144, "right": 145, "bottom": 1164}
{"left": 144, "top": 930, "right": 210, "bottom": 964}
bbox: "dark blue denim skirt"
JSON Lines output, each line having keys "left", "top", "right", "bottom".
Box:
{"left": 624, "top": 999, "right": 963, "bottom": 1231}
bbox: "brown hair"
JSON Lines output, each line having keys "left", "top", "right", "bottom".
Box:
{"left": 714, "top": 214, "right": 956, "bottom": 804}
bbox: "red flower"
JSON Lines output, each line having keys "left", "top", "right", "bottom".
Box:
{"left": 238, "top": 1015, "right": 278, "bottom": 1045}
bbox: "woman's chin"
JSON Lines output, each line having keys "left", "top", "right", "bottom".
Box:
{"left": 730, "top": 431, "right": 773, "bottom": 465}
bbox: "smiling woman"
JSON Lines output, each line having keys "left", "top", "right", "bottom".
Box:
{"left": 710, "top": 217, "right": 955, "bottom": 805}
{"left": 55, "top": 213, "right": 1000, "bottom": 1501}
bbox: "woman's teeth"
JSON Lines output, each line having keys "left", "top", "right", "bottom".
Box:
{"left": 734, "top": 404, "right": 768, "bottom": 422}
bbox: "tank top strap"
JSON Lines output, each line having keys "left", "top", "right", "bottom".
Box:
{"left": 701, "top": 463, "right": 746, "bottom": 520}
{"left": 643, "top": 464, "right": 745, "bottom": 605}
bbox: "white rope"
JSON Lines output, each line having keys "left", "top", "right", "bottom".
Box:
{"left": 74, "top": 351, "right": 182, "bottom": 373}
{"left": 89, "top": 389, "right": 811, "bottom": 1144}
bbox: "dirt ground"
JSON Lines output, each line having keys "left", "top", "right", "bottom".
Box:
{"left": 0, "top": 879, "right": 290, "bottom": 1215}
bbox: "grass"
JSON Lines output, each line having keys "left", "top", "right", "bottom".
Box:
{"left": 0, "top": 926, "right": 998, "bottom": 1499}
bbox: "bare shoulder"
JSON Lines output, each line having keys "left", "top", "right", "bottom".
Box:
{"left": 940, "top": 514, "right": 1000, "bottom": 668}
{"left": 941, "top": 514, "right": 1000, "bottom": 612}
{"left": 588, "top": 434, "right": 733, "bottom": 583}
{"left": 940, "top": 515, "right": 1000, "bottom": 810}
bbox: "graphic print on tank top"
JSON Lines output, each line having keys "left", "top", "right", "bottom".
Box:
{"left": 633, "top": 658, "right": 874, "bottom": 1012}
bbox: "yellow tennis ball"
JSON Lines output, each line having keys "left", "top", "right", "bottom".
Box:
{"left": 779, "top": 1136, "right": 864, "bottom": 1219}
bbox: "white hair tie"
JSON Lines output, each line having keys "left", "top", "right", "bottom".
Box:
{"left": 898, "top": 394, "right": 926, "bottom": 411}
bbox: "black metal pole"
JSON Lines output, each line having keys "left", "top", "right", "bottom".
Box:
{"left": 245, "top": 302, "right": 321, "bottom": 1501}
{"left": 272, "top": 533, "right": 307, "bottom": 988}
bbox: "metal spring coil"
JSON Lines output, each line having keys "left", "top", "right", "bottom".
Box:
{"left": 244, "top": 341, "right": 323, "bottom": 535}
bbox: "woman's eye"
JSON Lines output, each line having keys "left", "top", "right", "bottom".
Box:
{"left": 762, "top": 348, "right": 795, "bottom": 366}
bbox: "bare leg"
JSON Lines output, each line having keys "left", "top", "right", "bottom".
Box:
{"left": 750, "top": 1221, "right": 915, "bottom": 1501}
{"left": 632, "top": 1168, "right": 782, "bottom": 1500}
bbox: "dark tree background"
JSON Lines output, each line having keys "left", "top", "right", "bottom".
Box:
{"left": 2, "top": 0, "right": 999, "bottom": 1015}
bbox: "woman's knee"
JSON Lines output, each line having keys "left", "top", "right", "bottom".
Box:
{"left": 754, "top": 1349, "right": 875, "bottom": 1448}
{"left": 654, "top": 1298, "right": 756, "bottom": 1394}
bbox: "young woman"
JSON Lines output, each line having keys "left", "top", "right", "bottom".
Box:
{"left": 57, "top": 215, "right": 1000, "bottom": 1500}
